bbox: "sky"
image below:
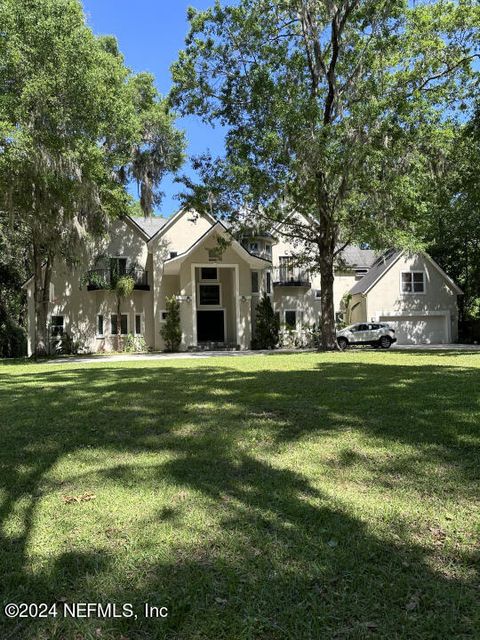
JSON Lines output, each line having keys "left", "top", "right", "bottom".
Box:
{"left": 82, "top": 0, "right": 225, "bottom": 218}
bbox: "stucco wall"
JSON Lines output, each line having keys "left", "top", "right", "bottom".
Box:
{"left": 366, "top": 253, "right": 459, "bottom": 340}
{"left": 26, "top": 218, "right": 153, "bottom": 355}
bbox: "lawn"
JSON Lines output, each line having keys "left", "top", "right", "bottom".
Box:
{"left": 0, "top": 351, "right": 479, "bottom": 640}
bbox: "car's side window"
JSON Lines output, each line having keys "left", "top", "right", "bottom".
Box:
{"left": 357, "top": 324, "right": 368, "bottom": 332}
{"left": 370, "top": 324, "right": 380, "bottom": 330}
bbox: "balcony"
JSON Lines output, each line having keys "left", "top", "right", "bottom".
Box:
{"left": 86, "top": 268, "right": 150, "bottom": 291}
{"left": 273, "top": 267, "right": 310, "bottom": 287}
{"left": 247, "top": 247, "right": 272, "bottom": 261}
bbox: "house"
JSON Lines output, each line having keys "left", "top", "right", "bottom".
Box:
{"left": 23, "top": 209, "right": 462, "bottom": 354}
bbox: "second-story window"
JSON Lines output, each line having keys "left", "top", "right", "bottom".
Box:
{"left": 251, "top": 271, "right": 259, "bottom": 294}
{"left": 266, "top": 272, "right": 272, "bottom": 294}
{"left": 110, "top": 257, "right": 127, "bottom": 279}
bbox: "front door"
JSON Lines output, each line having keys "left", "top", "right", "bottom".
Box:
{"left": 197, "top": 310, "right": 225, "bottom": 343}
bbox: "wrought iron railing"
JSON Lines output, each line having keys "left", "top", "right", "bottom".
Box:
{"left": 272, "top": 267, "right": 310, "bottom": 286}
{"left": 86, "top": 268, "right": 149, "bottom": 290}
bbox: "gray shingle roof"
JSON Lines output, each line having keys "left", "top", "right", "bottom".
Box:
{"left": 131, "top": 216, "right": 168, "bottom": 238}
{"left": 348, "top": 249, "right": 402, "bottom": 295}
{"left": 337, "top": 245, "right": 378, "bottom": 269}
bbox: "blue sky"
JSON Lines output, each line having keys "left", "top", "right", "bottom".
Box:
{"left": 82, "top": 0, "right": 224, "bottom": 217}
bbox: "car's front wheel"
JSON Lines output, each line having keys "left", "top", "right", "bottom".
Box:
{"left": 379, "top": 336, "right": 392, "bottom": 349}
{"left": 337, "top": 337, "right": 349, "bottom": 351}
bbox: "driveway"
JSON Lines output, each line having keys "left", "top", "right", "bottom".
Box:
{"left": 44, "top": 344, "right": 480, "bottom": 364}
{"left": 392, "top": 343, "right": 480, "bottom": 351}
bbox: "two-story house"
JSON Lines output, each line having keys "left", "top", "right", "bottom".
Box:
{"left": 23, "top": 209, "right": 462, "bottom": 354}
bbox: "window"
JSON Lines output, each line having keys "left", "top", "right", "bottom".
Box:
{"left": 266, "top": 271, "right": 272, "bottom": 294}
{"left": 199, "top": 284, "right": 221, "bottom": 306}
{"left": 135, "top": 314, "right": 142, "bottom": 335}
{"left": 264, "top": 244, "right": 272, "bottom": 257}
{"left": 285, "top": 310, "right": 297, "bottom": 329}
{"left": 355, "top": 268, "right": 368, "bottom": 280}
{"left": 50, "top": 316, "right": 64, "bottom": 337}
{"left": 208, "top": 248, "right": 222, "bottom": 262}
{"left": 110, "top": 257, "right": 127, "bottom": 278}
{"left": 248, "top": 242, "right": 259, "bottom": 253}
{"left": 251, "top": 271, "right": 259, "bottom": 294}
{"left": 314, "top": 289, "right": 321, "bottom": 299}
{"left": 401, "top": 271, "right": 425, "bottom": 294}
{"left": 97, "top": 315, "right": 104, "bottom": 337}
{"left": 201, "top": 267, "right": 218, "bottom": 281}
{"left": 169, "top": 251, "right": 178, "bottom": 259}
{"left": 353, "top": 324, "right": 368, "bottom": 332}
{"left": 111, "top": 314, "right": 128, "bottom": 335}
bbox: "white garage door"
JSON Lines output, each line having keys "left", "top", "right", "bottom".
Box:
{"left": 379, "top": 315, "right": 447, "bottom": 345}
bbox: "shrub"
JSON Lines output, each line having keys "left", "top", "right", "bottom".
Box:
{"left": 0, "top": 319, "right": 27, "bottom": 358}
{"left": 124, "top": 333, "right": 148, "bottom": 353}
{"left": 252, "top": 293, "right": 279, "bottom": 349}
{"left": 160, "top": 296, "right": 182, "bottom": 352}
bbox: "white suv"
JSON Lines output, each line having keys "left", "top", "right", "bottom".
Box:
{"left": 337, "top": 323, "right": 397, "bottom": 350}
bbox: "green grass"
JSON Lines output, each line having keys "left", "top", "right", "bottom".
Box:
{"left": 0, "top": 351, "right": 479, "bottom": 639}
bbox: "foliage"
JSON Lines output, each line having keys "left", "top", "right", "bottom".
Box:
{"left": 425, "top": 109, "right": 480, "bottom": 320}
{"left": 278, "top": 324, "right": 322, "bottom": 349}
{"left": 160, "top": 295, "right": 182, "bottom": 352}
{"left": 252, "top": 293, "right": 279, "bottom": 349}
{"left": 0, "top": 0, "right": 185, "bottom": 356}
{"left": 0, "top": 210, "right": 30, "bottom": 353}
{"left": 1, "top": 352, "right": 480, "bottom": 639}
{"left": 123, "top": 333, "right": 148, "bottom": 353}
{"left": 114, "top": 275, "right": 135, "bottom": 300}
{"left": 0, "top": 318, "right": 27, "bottom": 358}
{"left": 171, "top": 0, "right": 479, "bottom": 349}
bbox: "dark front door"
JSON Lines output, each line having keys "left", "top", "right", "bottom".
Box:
{"left": 197, "top": 310, "right": 225, "bottom": 343}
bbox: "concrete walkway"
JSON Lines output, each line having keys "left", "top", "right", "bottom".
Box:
{"left": 45, "top": 344, "right": 480, "bottom": 365}
{"left": 392, "top": 344, "right": 480, "bottom": 351}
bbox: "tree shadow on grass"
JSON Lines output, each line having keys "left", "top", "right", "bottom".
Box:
{"left": 0, "top": 359, "right": 479, "bottom": 638}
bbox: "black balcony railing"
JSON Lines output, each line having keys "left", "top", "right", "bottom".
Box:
{"left": 273, "top": 267, "right": 310, "bottom": 286}
{"left": 86, "top": 268, "right": 149, "bottom": 291}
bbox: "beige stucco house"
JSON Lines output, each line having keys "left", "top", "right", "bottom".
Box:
{"left": 24, "top": 209, "right": 462, "bottom": 354}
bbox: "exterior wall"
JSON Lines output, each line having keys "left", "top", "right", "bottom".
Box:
{"left": 151, "top": 210, "right": 212, "bottom": 350}
{"left": 271, "top": 228, "right": 357, "bottom": 330}
{"left": 349, "top": 294, "right": 367, "bottom": 324}
{"left": 173, "top": 237, "right": 254, "bottom": 350}
{"left": 26, "top": 218, "right": 154, "bottom": 355}
{"left": 366, "top": 253, "right": 459, "bottom": 341}
{"left": 159, "top": 210, "right": 212, "bottom": 255}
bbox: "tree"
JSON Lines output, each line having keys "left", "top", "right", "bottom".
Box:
{"left": 171, "top": 0, "right": 479, "bottom": 349}
{"left": 0, "top": 210, "right": 30, "bottom": 357}
{"left": 160, "top": 296, "right": 182, "bottom": 352}
{"left": 425, "top": 109, "right": 480, "bottom": 321}
{"left": 253, "top": 293, "right": 280, "bottom": 349}
{"left": 0, "top": 1, "right": 185, "bottom": 356}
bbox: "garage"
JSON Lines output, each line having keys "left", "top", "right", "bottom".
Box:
{"left": 379, "top": 315, "right": 448, "bottom": 345}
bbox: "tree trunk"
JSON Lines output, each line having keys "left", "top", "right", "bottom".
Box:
{"left": 33, "top": 244, "right": 53, "bottom": 357}
{"left": 317, "top": 218, "right": 338, "bottom": 350}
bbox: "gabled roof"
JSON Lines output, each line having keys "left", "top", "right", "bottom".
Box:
{"left": 147, "top": 208, "right": 217, "bottom": 246}
{"left": 129, "top": 215, "right": 168, "bottom": 239}
{"left": 163, "top": 221, "right": 271, "bottom": 274}
{"left": 336, "top": 246, "right": 378, "bottom": 269}
{"left": 348, "top": 249, "right": 463, "bottom": 296}
{"left": 349, "top": 249, "right": 403, "bottom": 295}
